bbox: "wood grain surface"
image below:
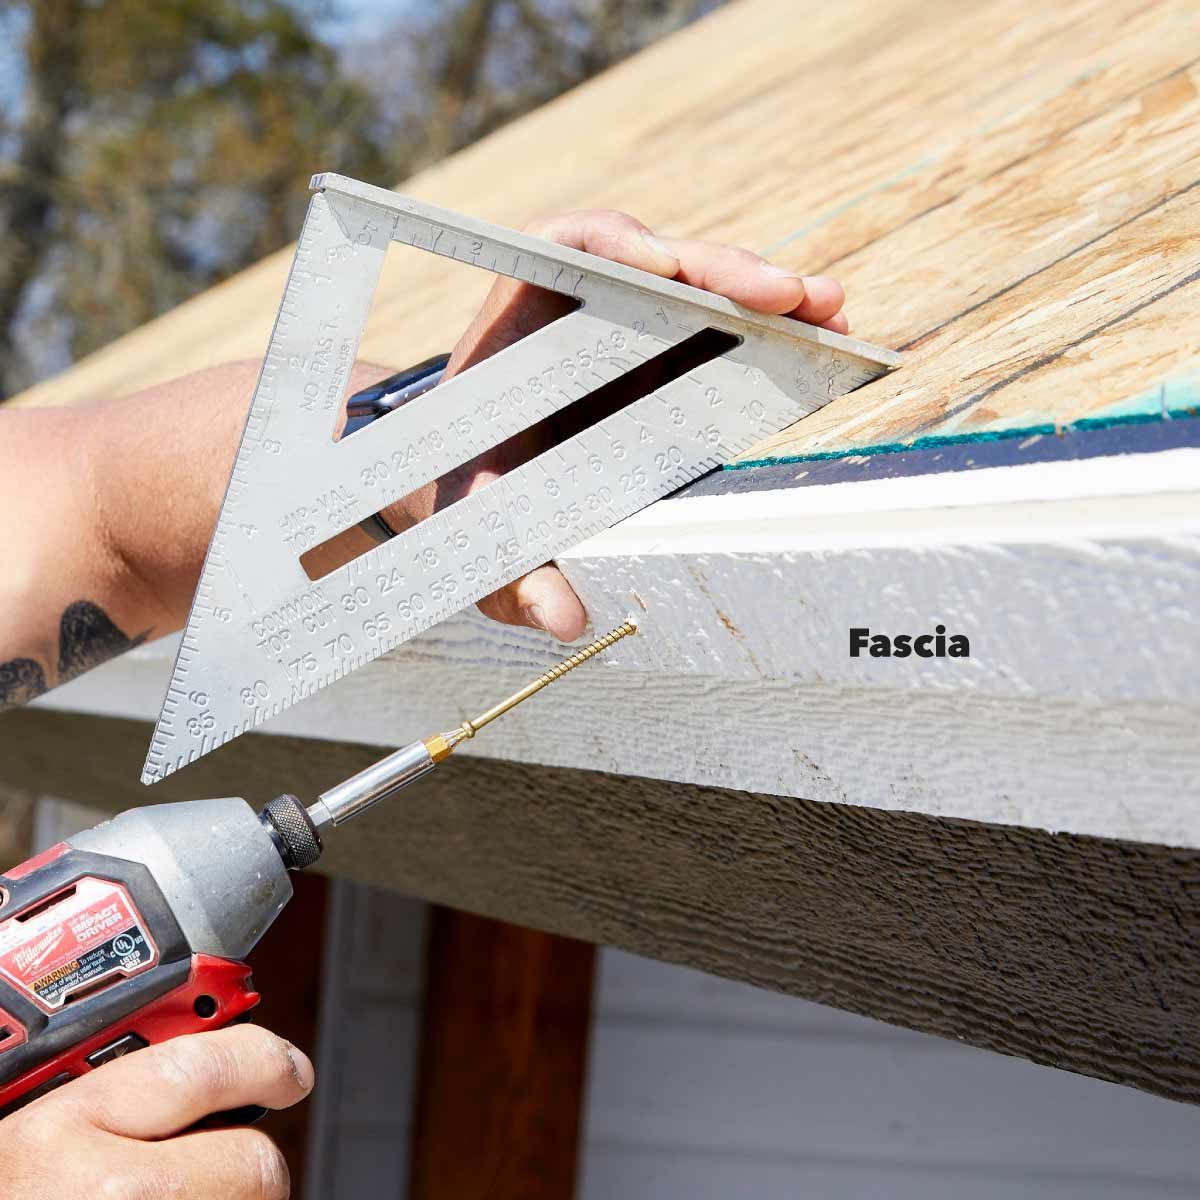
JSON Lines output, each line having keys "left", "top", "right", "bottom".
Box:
{"left": 408, "top": 909, "right": 594, "bottom": 1200}
{"left": 10, "top": 0, "right": 1199, "bottom": 463}
{"left": 6, "top": 707, "right": 1200, "bottom": 1106}
{"left": 246, "top": 870, "right": 329, "bottom": 1196}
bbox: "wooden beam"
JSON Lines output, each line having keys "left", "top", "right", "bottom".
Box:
{"left": 35, "top": 429, "right": 1200, "bottom": 847}
{"left": 4, "top": 707, "right": 1199, "bottom": 1106}
{"left": 408, "top": 909, "right": 594, "bottom": 1200}
{"left": 247, "top": 870, "right": 329, "bottom": 1195}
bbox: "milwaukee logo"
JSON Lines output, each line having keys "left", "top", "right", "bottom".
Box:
{"left": 13, "top": 928, "right": 65, "bottom": 973}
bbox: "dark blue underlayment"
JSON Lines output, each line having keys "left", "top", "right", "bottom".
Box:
{"left": 674, "top": 393, "right": 1200, "bottom": 500}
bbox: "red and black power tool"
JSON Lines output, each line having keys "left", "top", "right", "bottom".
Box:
{"left": 0, "top": 596, "right": 633, "bottom": 1120}
{"left": 0, "top": 794, "right": 323, "bottom": 1119}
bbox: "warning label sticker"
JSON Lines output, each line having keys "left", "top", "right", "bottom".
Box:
{"left": 0, "top": 878, "right": 158, "bottom": 1011}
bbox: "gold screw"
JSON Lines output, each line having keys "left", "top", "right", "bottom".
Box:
{"left": 424, "top": 617, "right": 639, "bottom": 761}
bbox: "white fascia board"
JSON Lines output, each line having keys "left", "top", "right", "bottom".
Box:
{"left": 39, "top": 447, "right": 1200, "bottom": 848}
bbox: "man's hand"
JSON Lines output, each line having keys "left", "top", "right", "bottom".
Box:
{"left": 378, "top": 209, "right": 848, "bottom": 641}
{"left": 0, "top": 1025, "right": 313, "bottom": 1199}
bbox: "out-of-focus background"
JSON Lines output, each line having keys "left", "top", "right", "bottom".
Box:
{"left": 0, "top": 0, "right": 720, "bottom": 401}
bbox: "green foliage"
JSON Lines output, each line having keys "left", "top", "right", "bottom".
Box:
{"left": 0, "top": 0, "right": 723, "bottom": 399}
{"left": 0, "top": 0, "right": 391, "bottom": 395}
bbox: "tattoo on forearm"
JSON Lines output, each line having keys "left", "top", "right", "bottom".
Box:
{"left": 56, "top": 600, "right": 148, "bottom": 681}
{"left": 0, "top": 659, "right": 46, "bottom": 708}
{"left": 0, "top": 601, "right": 148, "bottom": 712}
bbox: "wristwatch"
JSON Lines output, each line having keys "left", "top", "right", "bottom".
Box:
{"left": 343, "top": 354, "right": 450, "bottom": 544}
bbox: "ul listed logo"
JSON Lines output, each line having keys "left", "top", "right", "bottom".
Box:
{"left": 113, "top": 933, "right": 141, "bottom": 969}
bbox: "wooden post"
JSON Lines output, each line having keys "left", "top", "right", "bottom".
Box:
{"left": 408, "top": 907, "right": 595, "bottom": 1200}
{"left": 249, "top": 870, "right": 330, "bottom": 1196}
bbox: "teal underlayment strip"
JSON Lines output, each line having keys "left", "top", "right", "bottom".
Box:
{"left": 727, "top": 373, "right": 1200, "bottom": 469}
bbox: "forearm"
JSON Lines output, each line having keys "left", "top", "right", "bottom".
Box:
{"left": 0, "top": 360, "right": 390, "bottom": 709}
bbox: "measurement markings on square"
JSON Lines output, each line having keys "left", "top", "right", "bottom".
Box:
{"left": 143, "top": 173, "right": 899, "bottom": 784}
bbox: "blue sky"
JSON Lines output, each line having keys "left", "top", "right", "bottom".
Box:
{"left": 313, "top": 0, "right": 425, "bottom": 44}
{"left": 0, "top": 0, "right": 428, "bottom": 119}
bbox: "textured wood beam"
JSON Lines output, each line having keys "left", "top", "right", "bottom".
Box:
{"left": 3, "top": 708, "right": 1198, "bottom": 1106}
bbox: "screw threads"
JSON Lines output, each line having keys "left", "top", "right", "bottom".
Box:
{"left": 442, "top": 617, "right": 639, "bottom": 748}
{"left": 533, "top": 618, "right": 638, "bottom": 688}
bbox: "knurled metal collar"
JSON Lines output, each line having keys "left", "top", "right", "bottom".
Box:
{"left": 260, "top": 794, "right": 323, "bottom": 870}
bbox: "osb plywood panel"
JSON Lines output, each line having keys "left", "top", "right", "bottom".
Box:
{"left": 11, "top": 0, "right": 1200, "bottom": 461}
